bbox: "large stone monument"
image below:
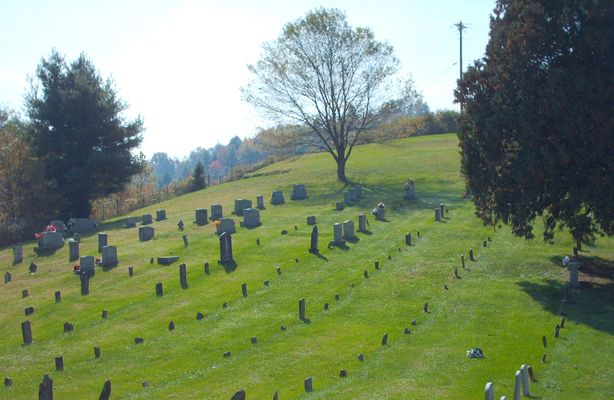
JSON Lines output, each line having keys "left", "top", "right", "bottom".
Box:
{"left": 241, "top": 208, "right": 261, "bottom": 228}
{"left": 271, "top": 191, "right": 285, "bottom": 205}
{"left": 234, "top": 199, "right": 252, "bottom": 216}
{"left": 216, "top": 218, "right": 236, "bottom": 235}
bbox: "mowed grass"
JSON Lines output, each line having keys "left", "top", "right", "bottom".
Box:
{"left": 0, "top": 134, "right": 612, "bottom": 399}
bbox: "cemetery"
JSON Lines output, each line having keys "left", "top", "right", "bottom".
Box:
{"left": 0, "top": 134, "right": 612, "bottom": 399}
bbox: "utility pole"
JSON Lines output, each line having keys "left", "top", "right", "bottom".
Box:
{"left": 455, "top": 21, "right": 466, "bottom": 113}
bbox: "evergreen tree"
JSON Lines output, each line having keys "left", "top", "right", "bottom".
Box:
{"left": 190, "top": 161, "right": 206, "bottom": 192}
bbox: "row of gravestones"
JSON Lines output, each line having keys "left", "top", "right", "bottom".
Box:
{"left": 484, "top": 364, "right": 537, "bottom": 400}
{"left": 10, "top": 203, "right": 448, "bottom": 397}
{"left": 4, "top": 374, "right": 112, "bottom": 400}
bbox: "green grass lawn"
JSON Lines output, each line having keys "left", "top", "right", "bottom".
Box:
{"left": 1, "top": 133, "right": 612, "bottom": 399}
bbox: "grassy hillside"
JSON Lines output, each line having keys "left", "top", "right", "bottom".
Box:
{"left": 1, "top": 134, "right": 612, "bottom": 399}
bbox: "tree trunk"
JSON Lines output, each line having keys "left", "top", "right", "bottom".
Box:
{"left": 336, "top": 158, "right": 347, "bottom": 183}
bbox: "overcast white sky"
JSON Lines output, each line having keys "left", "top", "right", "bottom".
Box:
{"left": 0, "top": 0, "right": 494, "bottom": 158}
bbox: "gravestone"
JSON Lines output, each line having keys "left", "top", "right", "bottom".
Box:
{"left": 435, "top": 207, "right": 441, "bottom": 222}
{"left": 251, "top": 336, "right": 258, "bottom": 344}
{"left": 80, "top": 271, "right": 90, "bottom": 295}
{"left": 68, "top": 239, "right": 79, "bottom": 261}
{"left": 514, "top": 370, "right": 521, "bottom": 400}
{"left": 404, "top": 180, "right": 416, "bottom": 199}
{"left": 234, "top": 199, "right": 252, "bottom": 215}
{"left": 256, "top": 194, "right": 265, "bottom": 209}
{"left": 241, "top": 283, "right": 248, "bottom": 298}
{"left": 469, "top": 248, "right": 475, "bottom": 261}
{"left": 39, "top": 374, "right": 53, "bottom": 400}
{"left": 156, "top": 283, "right": 163, "bottom": 297}
{"left": 139, "top": 226, "right": 154, "bottom": 241}
{"left": 520, "top": 364, "right": 531, "bottom": 396}
{"left": 219, "top": 232, "right": 234, "bottom": 264}
{"left": 358, "top": 214, "right": 367, "bottom": 232}
{"left": 307, "top": 215, "right": 316, "bottom": 225}
{"left": 204, "top": 262, "right": 210, "bottom": 274}
{"left": 343, "top": 220, "right": 355, "bottom": 240}
{"left": 291, "top": 184, "right": 308, "bottom": 200}
{"left": 405, "top": 232, "right": 412, "bottom": 246}
{"left": 568, "top": 261, "right": 580, "bottom": 288}
{"left": 195, "top": 208, "right": 208, "bottom": 225}
{"left": 134, "top": 337, "right": 144, "bottom": 344}
{"left": 5, "top": 377, "right": 13, "bottom": 387}
{"left": 63, "top": 322, "right": 74, "bottom": 333}
{"left": 423, "top": 302, "right": 429, "bottom": 313}
{"left": 22, "top": 289, "right": 29, "bottom": 298}
{"left": 102, "top": 309, "right": 108, "bottom": 319}
{"left": 183, "top": 234, "right": 189, "bottom": 247}
{"left": 299, "top": 298, "right": 306, "bottom": 321}
{"left": 142, "top": 214, "right": 153, "bottom": 225}
{"left": 440, "top": 203, "right": 445, "bottom": 218}
{"left": 271, "top": 191, "right": 285, "bottom": 205}
{"left": 29, "top": 262, "right": 38, "bottom": 273}
{"left": 349, "top": 186, "right": 360, "bottom": 201}
{"left": 25, "top": 306, "right": 34, "bottom": 316}
{"left": 37, "top": 231, "right": 64, "bottom": 250}
{"left": 55, "top": 291, "right": 61, "bottom": 303}
{"left": 156, "top": 209, "right": 166, "bottom": 221}
{"left": 381, "top": 333, "right": 388, "bottom": 345}
{"left": 461, "top": 255, "right": 465, "bottom": 269}
{"left": 333, "top": 223, "right": 344, "bottom": 245}
{"left": 55, "top": 356, "right": 64, "bottom": 371}
{"left": 231, "top": 390, "right": 246, "bottom": 400}
{"left": 309, "top": 225, "right": 319, "bottom": 254}
{"left": 128, "top": 266, "right": 134, "bottom": 277}
{"left": 339, "top": 369, "right": 347, "bottom": 378}
{"left": 357, "top": 354, "right": 364, "bottom": 362}
{"left": 179, "top": 264, "right": 188, "bottom": 289}
{"left": 101, "top": 246, "right": 118, "bottom": 268}
{"left": 375, "top": 260, "right": 380, "bottom": 270}
{"left": 304, "top": 377, "right": 313, "bottom": 392}
{"left": 4, "top": 272, "right": 11, "bottom": 283}
{"left": 169, "top": 321, "right": 175, "bottom": 331}
{"left": 68, "top": 218, "right": 97, "bottom": 233}
{"left": 336, "top": 202, "right": 345, "bottom": 211}
{"left": 374, "top": 203, "right": 385, "bottom": 220}
{"left": 197, "top": 312, "right": 204, "bottom": 320}
{"left": 94, "top": 346, "right": 101, "bottom": 358}
{"left": 210, "top": 204, "right": 223, "bottom": 220}
{"left": 485, "top": 382, "right": 494, "bottom": 400}
{"left": 73, "top": 232, "right": 80, "bottom": 242}
{"left": 177, "top": 220, "right": 184, "bottom": 230}
{"left": 97, "top": 233, "right": 108, "bottom": 252}
{"left": 99, "top": 379, "right": 112, "bottom": 400}
{"left": 157, "top": 256, "right": 179, "bottom": 265}
{"left": 343, "top": 191, "right": 352, "bottom": 205}
{"left": 216, "top": 218, "right": 236, "bottom": 235}
{"left": 13, "top": 245, "right": 23, "bottom": 264}
{"left": 22, "top": 321, "right": 32, "bottom": 344}
{"left": 454, "top": 267, "right": 460, "bottom": 278}
{"left": 542, "top": 336, "right": 547, "bottom": 348}
{"left": 241, "top": 208, "right": 261, "bottom": 228}
{"left": 124, "top": 217, "right": 136, "bottom": 228}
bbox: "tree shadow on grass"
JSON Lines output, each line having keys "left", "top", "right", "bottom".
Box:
{"left": 517, "top": 257, "right": 614, "bottom": 334}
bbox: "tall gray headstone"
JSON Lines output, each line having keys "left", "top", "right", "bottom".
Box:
{"left": 343, "top": 191, "right": 352, "bottom": 205}
{"left": 156, "top": 209, "right": 166, "bottom": 221}
{"left": 97, "top": 233, "right": 108, "bottom": 252}
{"left": 404, "top": 180, "right": 415, "bottom": 199}
{"left": 309, "top": 225, "right": 319, "bottom": 254}
{"left": 520, "top": 364, "right": 530, "bottom": 396}
{"left": 21, "top": 320, "right": 32, "bottom": 344}
{"left": 179, "top": 264, "right": 188, "bottom": 289}
{"left": 242, "top": 208, "right": 261, "bottom": 228}
{"left": 219, "top": 232, "right": 234, "bottom": 264}
{"left": 485, "top": 382, "right": 494, "bottom": 400}
{"left": 513, "top": 370, "right": 521, "bottom": 400}
{"left": 99, "top": 379, "right": 112, "bottom": 400}
{"left": 68, "top": 239, "right": 79, "bottom": 261}
{"left": 39, "top": 374, "right": 53, "bottom": 400}
{"left": 304, "top": 377, "right": 313, "bottom": 392}
{"left": 231, "top": 390, "right": 246, "bottom": 400}
{"left": 234, "top": 199, "right": 252, "bottom": 215}
{"left": 210, "top": 204, "right": 223, "bottom": 220}
{"left": 13, "top": 245, "right": 23, "bottom": 264}
{"left": 358, "top": 214, "right": 367, "bottom": 232}
{"left": 299, "top": 298, "right": 306, "bottom": 321}
{"left": 405, "top": 232, "right": 412, "bottom": 246}
{"left": 156, "top": 282, "right": 163, "bottom": 297}
{"left": 343, "top": 220, "right": 355, "bottom": 240}
{"left": 568, "top": 261, "right": 580, "bottom": 288}
{"left": 241, "top": 283, "right": 248, "bottom": 298}
{"left": 195, "top": 208, "right": 208, "bottom": 226}
{"left": 101, "top": 246, "right": 118, "bottom": 268}
{"left": 80, "top": 273, "right": 90, "bottom": 295}
{"left": 333, "top": 223, "right": 344, "bottom": 244}
{"left": 271, "top": 191, "right": 285, "bottom": 205}
{"left": 256, "top": 195, "right": 265, "bottom": 209}
{"left": 291, "top": 184, "right": 307, "bottom": 200}
{"left": 440, "top": 203, "right": 445, "bottom": 218}
{"left": 435, "top": 207, "right": 441, "bottom": 222}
